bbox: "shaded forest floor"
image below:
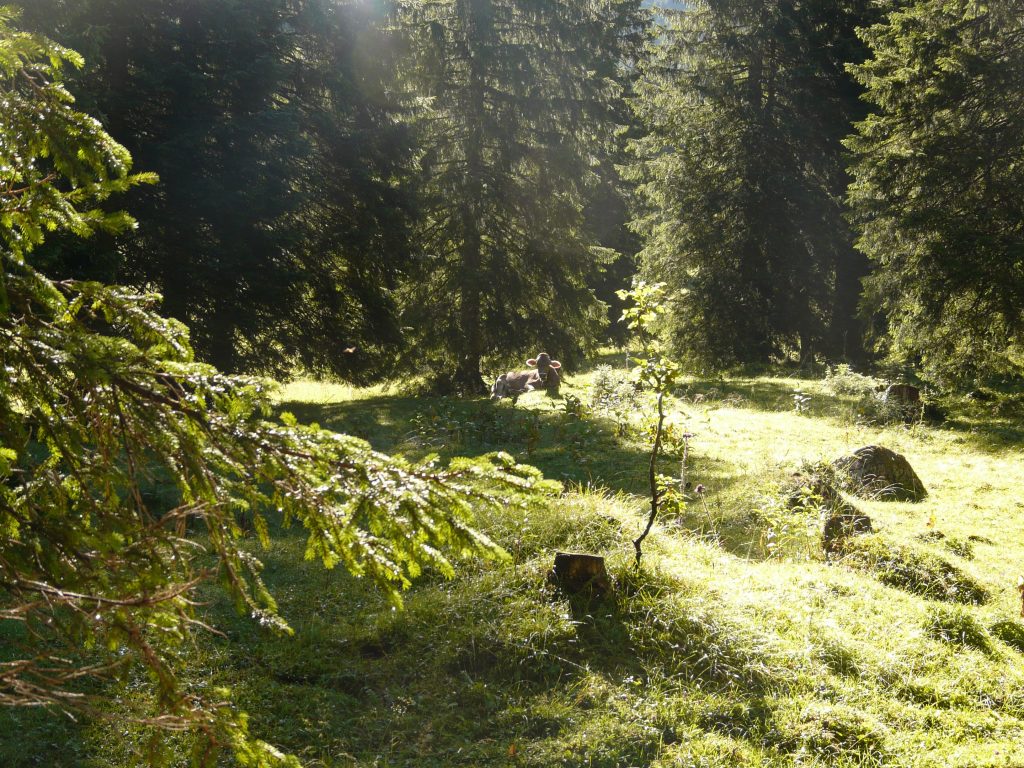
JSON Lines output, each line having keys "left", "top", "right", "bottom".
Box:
{"left": 6, "top": 354, "right": 1024, "bottom": 767}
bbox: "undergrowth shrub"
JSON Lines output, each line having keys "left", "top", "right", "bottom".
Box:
{"left": 823, "top": 364, "right": 883, "bottom": 397}
{"left": 991, "top": 393, "right": 1024, "bottom": 417}
{"left": 838, "top": 536, "right": 989, "bottom": 604}
{"left": 589, "top": 364, "right": 640, "bottom": 435}
{"left": 822, "top": 364, "right": 925, "bottom": 425}
{"left": 925, "top": 605, "right": 992, "bottom": 652}
{"left": 751, "top": 489, "right": 823, "bottom": 560}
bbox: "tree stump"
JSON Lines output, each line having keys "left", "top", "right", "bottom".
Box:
{"left": 548, "top": 552, "right": 611, "bottom": 596}
{"left": 832, "top": 445, "right": 927, "bottom": 502}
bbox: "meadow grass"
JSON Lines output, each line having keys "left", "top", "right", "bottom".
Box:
{"left": 5, "top": 360, "right": 1024, "bottom": 767}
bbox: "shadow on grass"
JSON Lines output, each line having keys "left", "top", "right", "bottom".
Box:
{"left": 208, "top": 533, "right": 788, "bottom": 768}
{"left": 280, "top": 391, "right": 753, "bottom": 504}
{"left": 279, "top": 393, "right": 663, "bottom": 496}
{"left": 0, "top": 622, "right": 94, "bottom": 767}
{"left": 937, "top": 414, "right": 1024, "bottom": 453}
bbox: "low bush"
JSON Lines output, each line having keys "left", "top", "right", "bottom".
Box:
{"left": 823, "top": 364, "right": 884, "bottom": 397}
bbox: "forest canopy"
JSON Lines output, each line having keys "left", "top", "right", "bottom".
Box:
{"left": 9, "top": 0, "right": 1022, "bottom": 387}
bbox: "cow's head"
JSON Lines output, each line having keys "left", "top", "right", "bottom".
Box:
{"left": 526, "top": 352, "right": 561, "bottom": 384}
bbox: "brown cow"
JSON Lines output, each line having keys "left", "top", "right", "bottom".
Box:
{"left": 490, "top": 352, "right": 562, "bottom": 401}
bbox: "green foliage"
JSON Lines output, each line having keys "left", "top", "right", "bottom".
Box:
{"left": 0, "top": 13, "right": 555, "bottom": 759}
{"left": 4, "top": 366, "right": 1024, "bottom": 767}
{"left": 823, "top": 364, "right": 884, "bottom": 397}
{"left": 617, "top": 281, "right": 683, "bottom": 564}
{"left": 14, "top": 0, "right": 416, "bottom": 380}
{"left": 589, "top": 364, "right": 639, "bottom": 437}
{"left": 628, "top": 0, "right": 881, "bottom": 368}
{"left": 394, "top": 0, "right": 647, "bottom": 391}
{"left": 847, "top": 0, "right": 1024, "bottom": 387}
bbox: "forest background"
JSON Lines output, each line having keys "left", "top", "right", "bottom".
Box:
{"left": 12, "top": 0, "right": 1023, "bottom": 393}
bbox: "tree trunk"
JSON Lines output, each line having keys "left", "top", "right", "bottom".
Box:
{"left": 207, "top": 297, "right": 238, "bottom": 373}
{"left": 829, "top": 243, "right": 870, "bottom": 362}
{"left": 455, "top": 211, "right": 486, "bottom": 395}
{"left": 454, "top": 4, "right": 488, "bottom": 397}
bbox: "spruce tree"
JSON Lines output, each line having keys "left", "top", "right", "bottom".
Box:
{"left": 628, "top": 0, "right": 880, "bottom": 368}
{"left": 395, "top": 0, "right": 645, "bottom": 392}
{"left": 847, "top": 0, "right": 1024, "bottom": 386}
{"left": 0, "top": 10, "right": 552, "bottom": 755}
{"left": 15, "top": 0, "right": 416, "bottom": 380}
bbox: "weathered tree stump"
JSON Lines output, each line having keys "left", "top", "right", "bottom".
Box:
{"left": 548, "top": 552, "right": 611, "bottom": 596}
{"left": 832, "top": 445, "right": 927, "bottom": 502}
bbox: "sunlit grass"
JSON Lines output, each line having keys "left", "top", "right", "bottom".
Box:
{"left": 6, "top": 361, "right": 1024, "bottom": 767}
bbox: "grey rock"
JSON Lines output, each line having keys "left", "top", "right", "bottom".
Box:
{"left": 833, "top": 445, "right": 927, "bottom": 502}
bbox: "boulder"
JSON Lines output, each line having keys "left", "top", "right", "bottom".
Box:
{"left": 832, "top": 445, "right": 927, "bottom": 502}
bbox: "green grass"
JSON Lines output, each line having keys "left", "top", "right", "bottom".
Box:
{"left": 5, "top": 362, "right": 1024, "bottom": 767}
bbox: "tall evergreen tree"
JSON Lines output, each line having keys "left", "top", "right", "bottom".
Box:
{"left": 15, "top": 0, "right": 415, "bottom": 380}
{"left": 847, "top": 0, "right": 1024, "bottom": 386}
{"left": 395, "top": 0, "right": 645, "bottom": 392}
{"left": 628, "top": 0, "right": 880, "bottom": 369}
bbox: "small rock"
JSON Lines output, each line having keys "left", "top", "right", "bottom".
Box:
{"left": 833, "top": 445, "right": 927, "bottom": 502}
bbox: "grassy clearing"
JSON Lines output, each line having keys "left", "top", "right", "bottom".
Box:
{"left": 5, "top": 359, "right": 1024, "bottom": 767}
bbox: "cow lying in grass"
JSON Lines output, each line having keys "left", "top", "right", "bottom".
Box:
{"left": 490, "top": 353, "right": 562, "bottom": 401}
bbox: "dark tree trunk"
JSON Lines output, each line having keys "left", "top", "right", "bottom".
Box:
{"left": 454, "top": 18, "right": 487, "bottom": 398}
{"left": 829, "top": 243, "right": 871, "bottom": 362}
{"left": 455, "top": 212, "right": 486, "bottom": 395}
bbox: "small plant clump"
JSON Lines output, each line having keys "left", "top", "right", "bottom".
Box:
{"left": 615, "top": 281, "right": 683, "bottom": 566}
{"left": 589, "top": 364, "right": 640, "bottom": 436}
{"left": 925, "top": 605, "right": 992, "bottom": 653}
{"left": 838, "top": 536, "right": 990, "bottom": 604}
{"left": 823, "top": 364, "right": 885, "bottom": 396}
{"left": 990, "top": 620, "right": 1024, "bottom": 654}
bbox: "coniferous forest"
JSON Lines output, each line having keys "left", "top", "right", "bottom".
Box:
{"left": 2, "top": 1, "right": 1024, "bottom": 766}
